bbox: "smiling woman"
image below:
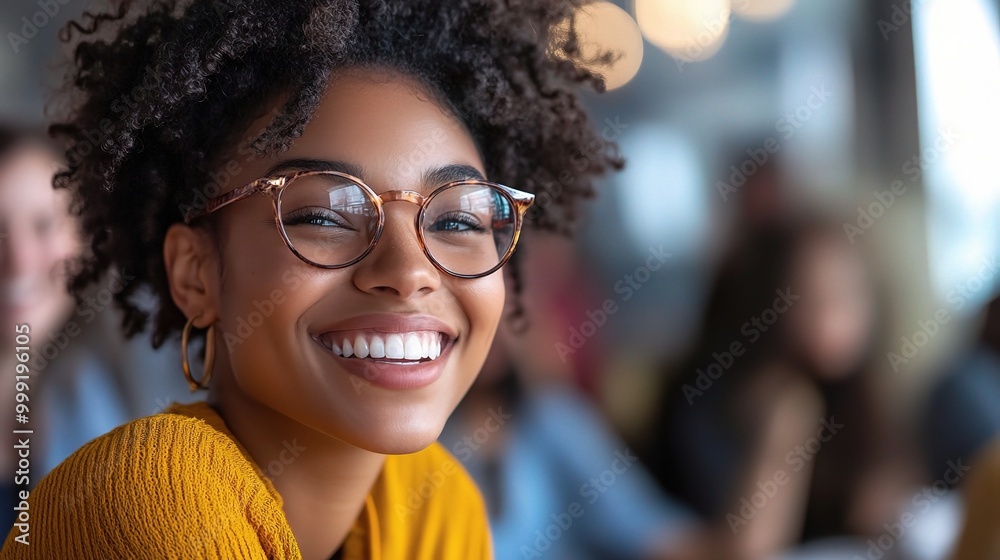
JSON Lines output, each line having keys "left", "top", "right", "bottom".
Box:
{"left": 0, "top": 1, "right": 621, "bottom": 559}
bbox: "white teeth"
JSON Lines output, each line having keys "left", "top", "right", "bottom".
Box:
{"left": 404, "top": 334, "right": 423, "bottom": 360}
{"left": 385, "top": 334, "right": 405, "bottom": 359}
{"left": 323, "top": 331, "right": 447, "bottom": 361}
{"left": 354, "top": 335, "right": 369, "bottom": 359}
{"left": 369, "top": 335, "right": 386, "bottom": 358}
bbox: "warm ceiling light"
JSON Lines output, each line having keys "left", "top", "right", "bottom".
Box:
{"left": 731, "top": 0, "right": 796, "bottom": 21}
{"left": 635, "top": 0, "right": 732, "bottom": 63}
{"left": 551, "top": 1, "right": 645, "bottom": 90}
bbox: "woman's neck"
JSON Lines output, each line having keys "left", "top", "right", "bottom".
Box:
{"left": 209, "top": 375, "right": 385, "bottom": 560}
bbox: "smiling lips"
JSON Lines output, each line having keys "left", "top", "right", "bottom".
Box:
{"left": 310, "top": 313, "right": 457, "bottom": 390}
{"left": 319, "top": 330, "right": 444, "bottom": 361}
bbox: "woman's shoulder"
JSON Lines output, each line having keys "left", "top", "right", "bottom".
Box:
{"left": 2, "top": 402, "right": 292, "bottom": 559}
{"left": 44, "top": 401, "right": 279, "bottom": 511}
{"left": 60, "top": 401, "right": 249, "bottom": 474}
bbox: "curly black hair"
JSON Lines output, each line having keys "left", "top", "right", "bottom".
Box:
{"left": 50, "top": 0, "right": 623, "bottom": 348}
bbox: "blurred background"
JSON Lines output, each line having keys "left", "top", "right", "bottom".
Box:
{"left": 2, "top": 0, "right": 999, "bottom": 559}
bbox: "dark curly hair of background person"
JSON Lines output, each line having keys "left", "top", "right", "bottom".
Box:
{"left": 49, "top": 0, "right": 623, "bottom": 349}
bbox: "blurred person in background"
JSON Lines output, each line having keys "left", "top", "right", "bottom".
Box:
{"left": 935, "top": 294, "right": 1000, "bottom": 560}
{"left": 0, "top": 125, "right": 190, "bottom": 532}
{"left": 0, "top": 125, "right": 79, "bottom": 531}
{"left": 641, "top": 218, "right": 913, "bottom": 559}
{"left": 0, "top": 126, "right": 79, "bottom": 528}
{"left": 442, "top": 232, "right": 718, "bottom": 560}
{"left": 922, "top": 294, "right": 1000, "bottom": 477}
{"left": 0, "top": 126, "right": 77, "bottom": 360}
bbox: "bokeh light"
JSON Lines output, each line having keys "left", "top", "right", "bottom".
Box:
{"left": 552, "top": 1, "right": 644, "bottom": 90}
{"left": 635, "top": 0, "right": 732, "bottom": 62}
{"left": 731, "top": 0, "right": 796, "bottom": 22}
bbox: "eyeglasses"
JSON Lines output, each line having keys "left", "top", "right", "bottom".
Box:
{"left": 183, "top": 170, "right": 535, "bottom": 278}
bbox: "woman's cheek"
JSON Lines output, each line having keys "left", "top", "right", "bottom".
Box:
{"left": 457, "top": 275, "right": 506, "bottom": 365}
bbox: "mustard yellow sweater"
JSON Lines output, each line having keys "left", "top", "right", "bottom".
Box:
{"left": 952, "top": 438, "right": 1000, "bottom": 560}
{"left": 1, "top": 402, "right": 492, "bottom": 559}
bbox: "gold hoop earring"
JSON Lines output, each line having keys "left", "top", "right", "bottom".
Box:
{"left": 181, "top": 315, "right": 215, "bottom": 392}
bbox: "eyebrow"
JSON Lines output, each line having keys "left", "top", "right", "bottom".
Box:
{"left": 266, "top": 158, "right": 365, "bottom": 178}
{"left": 423, "top": 164, "right": 486, "bottom": 185}
{"left": 265, "top": 158, "right": 486, "bottom": 187}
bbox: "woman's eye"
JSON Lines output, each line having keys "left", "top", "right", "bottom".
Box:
{"left": 283, "top": 208, "right": 353, "bottom": 229}
{"left": 428, "top": 213, "right": 487, "bottom": 233}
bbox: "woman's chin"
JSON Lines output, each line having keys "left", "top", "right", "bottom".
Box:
{"left": 320, "top": 412, "right": 447, "bottom": 455}
{"left": 372, "top": 437, "right": 440, "bottom": 456}
{"left": 347, "top": 428, "right": 443, "bottom": 455}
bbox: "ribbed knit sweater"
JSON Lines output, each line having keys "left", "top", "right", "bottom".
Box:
{"left": 1, "top": 401, "right": 492, "bottom": 559}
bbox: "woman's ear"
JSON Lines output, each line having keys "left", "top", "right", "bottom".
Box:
{"left": 163, "top": 223, "right": 222, "bottom": 327}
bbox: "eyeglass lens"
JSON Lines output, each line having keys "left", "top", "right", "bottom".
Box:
{"left": 275, "top": 174, "right": 518, "bottom": 276}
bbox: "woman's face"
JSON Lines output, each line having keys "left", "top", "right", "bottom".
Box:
{"left": 788, "top": 233, "right": 874, "bottom": 379}
{"left": 0, "top": 144, "right": 78, "bottom": 341}
{"left": 203, "top": 70, "right": 505, "bottom": 453}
